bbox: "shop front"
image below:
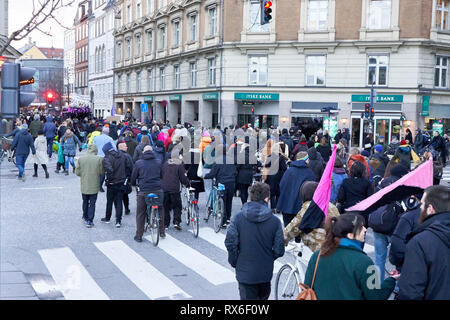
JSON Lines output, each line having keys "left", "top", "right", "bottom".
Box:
{"left": 291, "top": 102, "right": 338, "bottom": 140}
{"left": 235, "top": 92, "right": 279, "bottom": 129}
{"left": 423, "top": 100, "right": 450, "bottom": 135}
{"left": 350, "top": 94, "right": 403, "bottom": 149}
{"left": 202, "top": 92, "right": 219, "bottom": 128}
{"left": 143, "top": 96, "right": 154, "bottom": 122}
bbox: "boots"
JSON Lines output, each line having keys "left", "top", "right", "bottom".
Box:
{"left": 32, "top": 164, "right": 38, "bottom": 178}
{"left": 44, "top": 169, "right": 49, "bottom": 179}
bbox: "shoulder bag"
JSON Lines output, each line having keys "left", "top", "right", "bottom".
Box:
{"left": 296, "top": 251, "right": 321, "bottom": 300}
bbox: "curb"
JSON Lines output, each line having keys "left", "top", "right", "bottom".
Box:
{"left": 0, "top": 262, "right": 39, "bottom": 300}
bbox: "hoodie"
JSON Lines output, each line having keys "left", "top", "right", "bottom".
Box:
{"left": 42, "top": 116, "right": 56, "bottom": 139}
{"left": 102, "top": 142, "right": 133, "bottom": 186}
{"left": 225, "top": 201, "right": 285, "bottom": 284}
{"left": 399, "top": 212, "right": 450, "bottom": 300}
{"left": 131, "top": 151, "right": 163, "bottom": 193}
{"left": 307, "top": 147, "right": 325, "bottom": 182}
{"left": 75, "top": 144, "right": 104, "bottom": 195}
{"left": 11, "top": 129, "right": 36, "bottom": 157}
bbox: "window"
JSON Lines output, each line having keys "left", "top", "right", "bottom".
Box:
{"left": 306, "top": 55, "right": 326, "bottom": 86}
{"left": 174, "top": 65, "right": 180, "bottom": 89}
{"left": 368, "top": 55, "right": 389, "bottom": 86}
{"left": 118, "top": 75, "right": 122, "bottom": 93}
{"left": 369, "top": 0, "right": 391, "bottom": 30}
{"left": 189, "top": 14, "right": 197, "bottom": 41}
{"left": 126, "top": 38, "right": 131, "bottom": 59}
{"left": 148, "top": 69, "right": 154, "bottom": 91}
{"left": 137, "top": 71, "right": 142, "bottom": 92}
{"left": 135, "top": 34, "right": 142, "bottom": 56}
{"left": 159, "top": 0, "right": 166, "bottom": 9}
{"left": 147, "top": 0, "right": 154, "bottom": 14}
{"left": 127, "top": 4, "right": 131, "bottom": 23}
{"left": 190, "top": 62, "right": 197, "bottom": 87}
{"left": 136, "top": 1, "right": 142, "bottom": 19}
{"left": 126, "top": 74, "right": 131, "bottom": 92}
{"left": 435, "top": 56, "right": 448, "bottom": 88}
{"left": 160, "top": 67, "right": 166, "bottom": 90}
{"left": 248, "top": 55, "right": 268, "bottom": 86}
{"left": 250, "top": 0, "right": 269, "bottom": 32}
{"left": 208, "top": 58, "right": 216, "bottom": 86}
{"left": 117, "top": 42, "right": 122, "bottom": 61}
{"left": 307, "top": 0, "right": 328, "bottom": 31}
{"left": 159, "top": 25, "right": 166, "bottom": 49}
{"left": 146, "top": 30, "right": 153, "bottom": 53}
{"left": 208, "top": 6, "right": 217, "bottom": 36}
{"left": 173, "top": 20, "right": 181, "bottom": 47}
{"left": 437, "top": 0, "right": 450, "bottom": 31}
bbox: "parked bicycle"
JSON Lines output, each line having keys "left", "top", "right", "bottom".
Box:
{"left": 205, "top": 178, "right": 225, "bottom": 233}
{"left": 185, "top": 186, "right": 200, "bottom": 238}
{"left": 145, "top": 193, "right": 161, "bottom": 247}
{"left": 181, "top": 185, "right": 190, "bottom": 223}
{"left": 274, "top": 241, "right": 313, "bottom": 300}
{"left": 0, "top": 136, "right": 16, "bottom": 165}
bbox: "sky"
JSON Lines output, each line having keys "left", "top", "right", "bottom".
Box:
{"left": 9, "top": 0, "right": 78, "bottom": 50}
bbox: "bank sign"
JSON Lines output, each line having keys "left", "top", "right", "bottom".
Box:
{"left": 235, "top": 93, "right": 279, "bottom": 101}
{"left": 352, "top": 95, "right": 403, "bottom": 103}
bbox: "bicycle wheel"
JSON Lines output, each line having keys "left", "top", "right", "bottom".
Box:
{"left": 191, "top": 204, "right": 199, "bottom": 238}
{"left": 181, "top": 189, "right": 189, "bottom": 223}
{"left": 150, "top": 208, "right": 160, "bottom": 247}
{"left": 185, "top": 200, "right": 191, "bottom": 226}
{"left": 275, "top": 264, "right": 300, "bottom": 300}
{"left": 213, "top": 198, "right": 224, "bottom": 233}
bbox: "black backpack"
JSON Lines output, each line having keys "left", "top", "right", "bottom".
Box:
{"left": 368, "top": 202, "right": 403, "bottom": 235}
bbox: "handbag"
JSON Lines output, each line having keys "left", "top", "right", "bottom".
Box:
{"left": 296, "top": 251, "right": 321, "bottom": 300}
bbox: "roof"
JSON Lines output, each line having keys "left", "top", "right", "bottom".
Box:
{"left": 37, "top": 47, "right": 64, "bottom": 59}
{"left": 0, "top": 35, "right": 22, "bottom": 59}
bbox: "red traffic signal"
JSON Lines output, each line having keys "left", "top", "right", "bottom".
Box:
{"left": 46, "top": 91, "right": 54, "bottom": 103}
{"left": 261, "top": 0, "right": 273, "bottom": 25}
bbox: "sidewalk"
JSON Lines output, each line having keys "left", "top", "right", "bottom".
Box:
{"left": 0, "top": 262, "right": 38, "bottom": 300}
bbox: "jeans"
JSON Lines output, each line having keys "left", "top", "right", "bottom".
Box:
{"left": 373, "top": 232, "right": 391, "bottom": 282}
{"left": 15, "top": 155, "right": 28, "bottom": 178}
{"left": 82, "top": 194, "right": 98, "bottom": 223}
{"left": 46, "top": 137, "right": 54, "bottom": 158}
{"left": 237, "top": 183, "right": 250, "bottom": 205}
{"left": 65, "top": 156, "right": 75, "bottom": 171}
{"left": 223, "top": 182, "right": 235, "bottom": 224}
{"left": 135, "top": 190, "right": 165, "bottom": 238}
{"left": 105, "top": 183, "right": 125, "bottom": 223}
{"left": 238, "top": 282, "right": 271, "bottom": 300}
{"left": 100, "top": 174, "right": 105, "bottom": 189}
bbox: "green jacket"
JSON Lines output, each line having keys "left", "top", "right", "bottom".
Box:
{"left": 75, "top": 144, "right": 104, "bottom": 195}
{"left": 54, "top": 141, "right": 65, "bottom": 164}
{"left": 304, "top": 239, "right": 396, "bottom": 300}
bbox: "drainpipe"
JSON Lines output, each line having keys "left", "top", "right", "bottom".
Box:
{"left": 218, "top": 0, "right": 224, "bottom": 128}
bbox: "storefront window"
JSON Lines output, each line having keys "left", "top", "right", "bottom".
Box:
{"left": 351, "top": 118, "right": 361, "bottom": 147}
{"left": 391, "top": 119, "right": 401, "bottom": 141}
{"left": 239, "top": 114, "right": 278, "bottom": 129}
{"left": 376, "top": 119, "right": 389, "bottom": 144}
{"left": 291, "top": 115, "right": 324, "bottom": 140}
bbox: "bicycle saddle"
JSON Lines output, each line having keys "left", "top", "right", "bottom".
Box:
{"left": 217, "top": 183, "right": 225, "bottom": 191}
{"left": 146, "top": 193, "right": 159, "bottom": 199}
{"left": 188, "top": 187, "right": 196, "bottom": 192}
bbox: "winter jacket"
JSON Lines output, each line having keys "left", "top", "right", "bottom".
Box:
{"left": 234, "top": 143, "right": 256, "bottom": 185}
{"left": 369, "top": 153, "right": 390, "bottom": 178}
{"left": 389, "top": 207, "right": 421, "bottom": 270}
{"left": 93, "top": 133, "right": 115, "bottom": 157}
{"left": 29, "top": 120, "right": 43, "bottom": 139}
{"left": 161, "top": 158, "right": 190, "bottom": 193}
{"left": 32, "top": 135, "right": 49, "bottom": 165}
{"left": 283, "top": 201, "right": 340, "bottom": 251}
{"left": 11, "top": 129, "right": 36, "bottom": 157}
{"left": 131, "top": 150, "right": 163, "bottom": 194}
{"left": 225, "top": 201, "right": 285, "bottom": 284}
{"left": 54, "top": 141, "right": 65, "bottom": 164}
{"left": 398, "top": 211, "right": 450, "bottom": 300}
{"left": 57, "top": 126, "right": 67, "bottom": 142}
{"left": 337, "top": 177, "right": 373, "bottom": 212}
{"left": 75, "top": 144, "right": 104, "bottom": 195}
{"left": 304, "top": 239, "right": 396, "bottom": 300}
{"left": 307, "top": 148, "right": 325, "bottom": 182}
{"left": 316, "top": 144, "right": 332, "bottom": 163}
{"left": 280, "top": 133, "right": 294, "bottom": 153}
{"left": 292, "top": 141, "right": 308, "bottom": 159}
{"left": 61, "top": 134, "right": 81, "bottom": 157}
{"left": 88, "top": 130, "right": 101, "bottom": 145}
{"left": 330, "top": 168, "right": 347, "bottom": 203}
{"left": 199, "top": 136, "right": 212, "bottom": 154}
{"left": 153, "top": 145, "right": 168, "bottom": 165}
{"left": 276, "top": 160, "right": 316, "bottom": 215}
{"left": 392, "top": 146, "right": 412, "bottom": 171}
{"left": 136, "top": 132, "right": 154, "bottom": 146}
{"left": 124, "top": 136, "right": 138, "bottom": 158}
{"left": 42, "top": 117, "right": 56, "bottom": 139}
{"left": 348, "top": 154, "right": 371, "bottom": 178}
{"left": 109, "top": 124, "right": 119, "bottom": 141}
{"left": 103, "top": 142, "right": 133, "bottom": 186}
{"left": 204, "top": 156, "right": 237, "bottom": 185}
{"left": 263, "top": 154, "right": 287, "bottom": 197}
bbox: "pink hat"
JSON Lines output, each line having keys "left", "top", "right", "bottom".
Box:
{"left": 202, "top": 131, "right": 210, "bottom": 137}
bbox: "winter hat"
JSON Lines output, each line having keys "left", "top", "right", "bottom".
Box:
{"left": 141, "top": 126, "right": 148, "bottom": 132}
{"left": 155, "top": 140, "right": 165, "bottom": 148}
{"left": 361, "top": 150, "right": 370, "bottom": 158}
{"left": 374, "top": 145, "right": 383, "bottom": 153}
{"left": 38, "top": 129, "right": 44, "bottom": 135}
{"left": 34, "top": 114, "right": 40, "bottom": 120}
{"left": 400, "top": 140, "right": 407, "bottom": 145}
{"left": 296, "top": 151, "right": 309, "bottom": 161}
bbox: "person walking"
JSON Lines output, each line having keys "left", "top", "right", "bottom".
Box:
{"left": 94, "top": 127, "right": 115, "bottom": 191}
{"left": 101, "top": 142, "right": 133, "bottom": 228}
{"left": 123, "top": 130, "right": 138, "bottom": 159}
{"left": 75, "top": 144, "right": 104, "bottom": 228}
{"left": 316, "top": 137, "right": 332, "bottom": 163}
{"left": 429, "top": 131, "right": 447, "bottom": 167}
{"left": 162, "top": 152, "right": 190, "bottom": 230}
{"left": 307, "top": 147, "right": 325, "bottom": 182}
{"left": 42, "top": 116, "right": 57, "bottom": 158}
{"left": 29, "top": 114, "right": 43, "bottom": 140}
{"left": 303, "top": 213, "right": 397, "bottom": 300}
{"left": 398, "top": 185, "right": 450, "bottom": 300}
{"left": 405, "top": 128, "right": 413, "bottom": 146}
{"left": 61, "top": 129, "right": 82, "bottom": 175}
{"left": 280, "top": 128, "right": 294, "bottom": 154}
{"left": 133, "top": 135, "right": 151, "bottom": 163}
{"left": 262, "top": 141, "right": 288, "bottom": 212}
{"left": 136, "top": 126, "right": 154, "bottom": 146}
{"left": 225, "top": 183, "right": 285, "bottom": 300}
{"left": 118, "top": 142, "right": 134, "bottom": 215}
{"left": 369, "top": 144, "right": 390, "bottom": 188}
{"left": 11, "top": 123, "right": 36, "bottom": 181}
{"left": 276, "top": 151, "right": 316, "bottom": 227}
{"left": 32, "top": 130, "right": 49, "bottom": 178}
{"left": 235, "top": 137, "right": 255, "bottom": 205}
{"left": 131, "top": 146, "right": 166, "bottom": 242}
{"left": 330, "top": 157, "right": 347, "bottom": 204}
{"left": 392, "top": 140, "right": 414, "bottom": 171}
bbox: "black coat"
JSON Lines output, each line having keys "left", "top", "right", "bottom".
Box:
{"left": 235, "top": 144, "right": 256, "bottom": 185}
{"left": 337, "top": 177, "right": 373, "bottom": 211}
{"left": 370, "top": 153, "right": 390, "bottom": 178}
{"left": 280, "top": 133, "right": 294, "bottom": 153}
{"left": 225, "top": 201, "right": 285, "bottom": 284}
{"left": 264, "top": 154, "right": 287, "bottom": 197}
{"left": 161, "top": 159, "right": 190, "bottom": 193}
{"left": 109, "top": 124, "right": 119, "bottom": 140}
{"left": 389, "top": 207, "right": 421, "bottom": 270}
{"left": 185, "top": 163, "right": 205, "bottom": 193}
{"left": 130, "top": 151, "right": 163, "bottom": 193}
{"left": 11, "top": 129, "right": 36, "bottom": 157}
{"left": 316, "top": 144, "right": 332, "bottom": 163}
{"left": 204, "top": 156, "right": 237, "bottom": 185}
{"left": 398, "top": 211, "right": 450, "bottom": 300}
{"left": 307, "top": 148, "right": 325, "bottom": 182}
{"left": 103, "top": 144, "right": 133, "bottom": 186}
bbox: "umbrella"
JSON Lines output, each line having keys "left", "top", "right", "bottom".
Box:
{"left": 347, "top": 159, "right": 433, "bottom": 214}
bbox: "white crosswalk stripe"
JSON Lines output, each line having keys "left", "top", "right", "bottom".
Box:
{"left": 145, "top": 233, "right": 236, "bottom": 286}
{"left": 94, "top": 240, "right": 191, "bottom": 300}
{"left": 38, "top": 247, "right": 109, "bottom": 300}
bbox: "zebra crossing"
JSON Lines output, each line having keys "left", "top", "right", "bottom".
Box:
{"left": 34, "top": 223, "right": 377, "bottom": 300}
{"left": 443, "top": 165, "right": 450, "bottom": 185}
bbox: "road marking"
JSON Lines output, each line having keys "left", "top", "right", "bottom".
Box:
{"left": 190, "top": 227, "right": 284, "bottom": 273}
{"left": 94, "top": 240, "right": 190, "bottom": 300}
{"left": 146, "top": 234, "right": 236, "bottom": 286}
{"left": 38, "top": 247, "right": 109, "bottom": 300}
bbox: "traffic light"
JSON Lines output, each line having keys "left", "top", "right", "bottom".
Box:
{"left": 364, "top": 104, "right": 370, "bottom": 119}
{"left": 370, "top": 107, "right": 375, "bottom": 120}
{"left": 260, "top": 0, "right": 273, "bottom": 25}
{"left": 1, "top": 63, "right": 36, "bottom": 119}
{"left": 46, "top": 91, "right": 54, "bottom": 104}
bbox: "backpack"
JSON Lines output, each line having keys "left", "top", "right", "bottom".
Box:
{"left": 368, "top": 202, "right": 403, "bottom": 235}
{"left": 296, "top": 251, "right": 321, "bottom": 300}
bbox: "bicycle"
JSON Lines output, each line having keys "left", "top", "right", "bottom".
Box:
{"left": 145, "top": 193, "right": 161, "bottom": 247}
{"left": 181, "top": 185, "right": 190, "bottom": 225}
{"left": 274, "top": 241, "right": 313, "bottom": 300}
{"left": 186, "top": 186, "right": 200, "bottom": 238}
{"left": 0, "top": 136, "right": 16, "bottom": 165}
{"left": 205, "top": 178, "right": 225, "bottom": 233}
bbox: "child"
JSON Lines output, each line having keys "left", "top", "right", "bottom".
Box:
{"left": 54, "top": 139, "right": 65, "bottom": 173}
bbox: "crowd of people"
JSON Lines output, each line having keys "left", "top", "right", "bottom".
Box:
{"left": 3, "top": 111, "right": 450, "bottom": 300}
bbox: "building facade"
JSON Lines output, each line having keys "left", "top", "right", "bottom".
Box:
{"left": 73, "top": 0, "right": 92, "bottom": 108}
{"left": 64, "top": 28, "right": 76, "bottom": 106}
{"left": 88, "top": 0, "right": 116, "bottom": 118}
{"left": 0, "top": 0, "right": 8, "bottom": 37}
{"left": 113, "top": 0, "right": 450, "bottom": 148}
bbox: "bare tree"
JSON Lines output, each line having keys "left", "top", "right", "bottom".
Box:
{"left": 0, "top": 0, "right": 76, "bottom": 56}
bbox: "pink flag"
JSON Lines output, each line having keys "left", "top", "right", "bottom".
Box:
{"left": 313, "top": 144, "right": 338, "bottom": 218}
